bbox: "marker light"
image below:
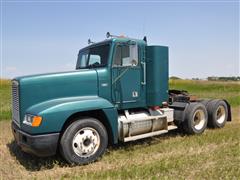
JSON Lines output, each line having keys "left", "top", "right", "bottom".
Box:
{"left": 23, "top": 115, "right": 42, "bottom": 127}
{"left": 32, "top": 116, "right": 42, "bottom": 127}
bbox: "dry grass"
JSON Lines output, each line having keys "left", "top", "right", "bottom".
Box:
{"left": 0, "top": 107, "right": 239, "bottom": 179}
{"left": 0, "top": 79, "right": 240, "bottom": 179}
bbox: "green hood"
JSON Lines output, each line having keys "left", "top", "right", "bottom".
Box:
{"left": 14, "top": 69, "right": 98, "bottom": 124}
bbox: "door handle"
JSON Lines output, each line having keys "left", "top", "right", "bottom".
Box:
{"left": 141, "top": 62, "right": 146, "bottom": 85}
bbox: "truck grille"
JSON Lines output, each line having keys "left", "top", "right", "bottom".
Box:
{"left": 12, "top": 80, "right": 20, "bottom": 126}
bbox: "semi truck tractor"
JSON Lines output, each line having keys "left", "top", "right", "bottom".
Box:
{"left": 11, "top": 33, "right": 231, "bottom": 165}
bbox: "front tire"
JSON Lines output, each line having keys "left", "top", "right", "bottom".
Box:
{"left": 60, "top": 118, "right": 108, "bottom": 165}
{"left": 183, "top": 103, "right": 208, "bottom": 134}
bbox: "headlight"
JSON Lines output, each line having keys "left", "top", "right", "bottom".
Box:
{"left": 23, "top": 114, "right": 42, "bottom": 127}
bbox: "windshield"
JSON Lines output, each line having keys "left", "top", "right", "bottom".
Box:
{"left": 76, "top": 44, "right": 110, "bottom": 69}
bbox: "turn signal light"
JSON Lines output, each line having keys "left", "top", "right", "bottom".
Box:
{"left": 32, "top": 116, "right": 42, "bottom": 127}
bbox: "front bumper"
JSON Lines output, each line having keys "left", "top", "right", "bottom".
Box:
{"left": 11, "top": 122, "right": 60, "bottom": 157}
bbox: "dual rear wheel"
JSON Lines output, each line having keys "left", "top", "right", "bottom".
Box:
{"left": 205, "top": 100, "right": 228, "bottom": 128}
{"left": 183, "top": 103, "right": 208, "bottom": 134}
{"left": 182, "top": 100, "right": 228, "bottom": 135}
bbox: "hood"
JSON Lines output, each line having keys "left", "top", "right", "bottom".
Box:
{"left": 13, "top": 70, "right": 98, "bottom": 123}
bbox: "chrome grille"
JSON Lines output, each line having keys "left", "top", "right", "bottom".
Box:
{"left": 12, "top": 80, "right": 20, "bottom": 126}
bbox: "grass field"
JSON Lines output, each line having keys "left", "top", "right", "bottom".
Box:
{"left": 0, "top": 79, "right": 239, "bottom": 179}
{"left": 0, "top": 79, "right": 11, "bottom": 121}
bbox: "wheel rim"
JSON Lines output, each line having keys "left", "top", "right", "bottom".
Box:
{"left": 216, "top": 105, "right": 226, "bottom": 124}
{"left": 72, "top": 127, "right": 100, "bottom": 158}
{"left": 193, "top": 109, "right": 206, "bottom": 130}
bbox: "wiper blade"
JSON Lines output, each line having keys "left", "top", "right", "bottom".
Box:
{"left": 77, "top": 64, "right": 105, "bottom": 69}
{"left": 87, "top": 64, "right": 104, "bottom": 69}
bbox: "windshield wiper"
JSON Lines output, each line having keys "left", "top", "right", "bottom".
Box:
{"left": 86, "top": 63, "right": 105, "bottom": 69}
{"left": 77, "top": 64, "right": 105, "bottom": 69}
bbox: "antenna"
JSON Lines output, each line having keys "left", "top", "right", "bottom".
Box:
{"left": 106, "top": 32, "right": 111, "bottom": 38}
{"left": 88, "top": 39, "right": 95, "bottom": 44}
{"left": 143, "top": 36, "right": 147, "bottom": 42}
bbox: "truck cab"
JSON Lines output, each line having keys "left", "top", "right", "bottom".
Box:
{"left": 76, "top": 38, "right": 148, "bottom": 109}
{"left": 11, "top": 33, "right": 231, "bottom": 165}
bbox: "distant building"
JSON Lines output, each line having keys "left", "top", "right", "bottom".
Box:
{"left": 208, "top": 76, "right": 240, "bottom": 81}
{"left": 208, "top": 76, "right": 219, "bottom": 81}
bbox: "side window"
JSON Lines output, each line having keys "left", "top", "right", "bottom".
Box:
{"left": 129, "top": 44, "right": 138, "bottom": 66}
{"left": 113, "top": 44, "right": 138, "bottom": 67}
{"left": 121, "top": 45, "right": 130, "bottom": 66}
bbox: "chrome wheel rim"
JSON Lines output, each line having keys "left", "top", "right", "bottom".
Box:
{"left": 193, "top": 110, "right": 206, "bottom": 130}
{"left": 72, "top": 127, "right": 100, "bottom": 158}
{"left": 216, "top": 105, "right": 226, "bottom": 124}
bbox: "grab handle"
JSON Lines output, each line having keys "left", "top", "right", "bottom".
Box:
{"left": 141, "top": 62, "right": 146, "bottom": 85}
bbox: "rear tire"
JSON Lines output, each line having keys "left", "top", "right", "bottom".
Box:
{"left": 206, "top": 100, "right": 228, "bottom": 128}
{"left": 60, "top": 118, "right": 108, "bottom": 165}
{"left": 183, "top": 103, "right": 208, "bottom": 134}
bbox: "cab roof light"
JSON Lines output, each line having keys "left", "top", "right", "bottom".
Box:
{"left": 106, "top": 32, "right": 126, "bottom": 39}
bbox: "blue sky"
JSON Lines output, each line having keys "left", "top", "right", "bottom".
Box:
{"left": 1, "top": 0, "right": 239, "bottom": 79}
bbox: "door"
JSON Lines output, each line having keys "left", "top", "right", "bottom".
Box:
{"left": 111, "top": 43, "right": 142, "bottom": 108}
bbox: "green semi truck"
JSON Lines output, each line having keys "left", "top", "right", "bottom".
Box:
{"left": 11, "top": 33, "right": 231, "bottom": 165}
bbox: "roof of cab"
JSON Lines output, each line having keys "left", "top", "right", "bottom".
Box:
{"left": 79, "top": 37, "right": 146, "bottom": 52}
